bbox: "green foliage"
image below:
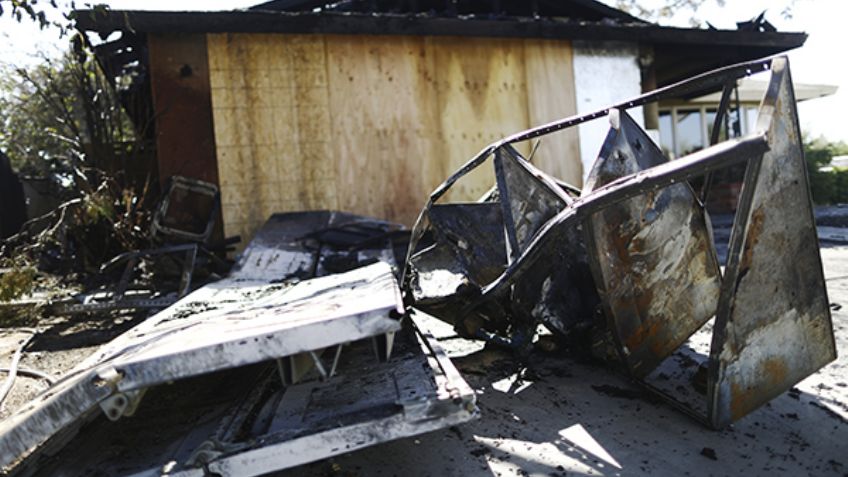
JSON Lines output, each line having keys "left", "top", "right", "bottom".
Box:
{"left": 804, "top": 137, "right": 848, "bottom": 205}
{"left": 0, "top": 32, "right": 155, "bottom": 288}
{"left": 0, "top": 1, "right": 105, "bottom": 35}
{"left": 0, "top": 260, "right": 36, "bottom": 302}
{"left": 0, "top": 54, "right": 79, "bottom": 174}
{"left": 0, "top": 39, "right": 139, "bottom": 177}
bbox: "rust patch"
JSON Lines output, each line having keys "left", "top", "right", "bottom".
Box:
{"left": 632, "top": 287, "right": 654, "bottom": 319}
{"left": 729, "top": 357, "right": 789, "bottom": 421}
{"left": 762, "top": 357, "right": 789, "bottom": 384}
{"left": 623, "top": 310, "right": 658, "bottom": 352}
{"left": 740, "top": 206, "right": 766, "bottom": 270}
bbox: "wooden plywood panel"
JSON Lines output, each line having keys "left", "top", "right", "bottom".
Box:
{"left": 429, "top": 37, "right": 531, "bottom": 202}
{"left": 289, "top": 36, "right": 335, "bottom": 212}
{"left": 208, "top": 33, "right": 335, "bottom": 241}
{"left": 524, "top": 39, "right": 582, "bottom": 186}
{"left": 325, "top": 35, "right": 443, "bottom": 224}
{"left": 209, "top": 33, "right": 581, "bottom": 239}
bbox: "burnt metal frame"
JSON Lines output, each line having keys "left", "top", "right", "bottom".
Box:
{"left": 0, "top": 262, "right": 407, "bottom": 474}
{"left": 154, "top": 311, "right": 477, "bottom": 477}
{"left": 406, "top": 56, "right": 778, "bottom": 279}
{"left": 52, "top": 243, "right": 199, "bottom": 315}
{"left": 54, "top": 176, "right": 223, "bottom": 315}
{"left": 151, "top": 175, "right": 220, "bottom": 244}
{"left": 406, "top": 55, "right": 835, "bottom": 428}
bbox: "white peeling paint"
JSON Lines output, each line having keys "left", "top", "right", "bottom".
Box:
{"left": 572, "top": 41, "right": 644, "bottom": 182}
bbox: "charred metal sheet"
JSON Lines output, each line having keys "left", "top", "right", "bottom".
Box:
{"left": 406, "top": 55, "right": 834, "bottom": 427}
{"left": 233, "top": 210, "right": 406, "bottom": 281}
{"left": 0, "top": 211, "right": 475, "bottom": 476}
{"left": 583, "top": 109, "right": 721, "bottom": 378}
{"left": 405, "top": 147, "right": 593, "bottom": 344}
{"left": 494, "top": 146, "right": 572, "bottom": 260}
{"left": 0, "top": 261, "right": 402, "bottom": 473}
{"left": 406, "top": 202, "right": 507, "bottom": 330}
{"left": 418, "top": 202, "right": 506, "bottom": 290}
{"left": 707, "top": 57, "right": 836, "bottom": 428}
{"left": 0, "top": 212, "right": 477, "bottom": 476}
{"left": 18, "top": 311, "right": 476, "bottom": 477}
{"left": 182, "top": 312, "right": 475, "bottom": 477}
{"left": 496, "top": 149, "right": 595, "bottom": 340}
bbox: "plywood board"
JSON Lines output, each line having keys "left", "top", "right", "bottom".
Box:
{"left": 325, "top": 35, "right": 444, "bottom": 223}
{"left": 429, "top": 36, "right": 532, "bottom": 202}
{"left": 207, "top": 33, "right": 580, "bottom": 240}
{"left": 524, "top": 39, "right": 582, "bottom": 186}
{"left": 208, "top": 33, "right": 337, "bottom": 241}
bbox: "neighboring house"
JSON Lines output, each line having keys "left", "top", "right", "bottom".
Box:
{"left": 658, "top": 78, "right": 837, "bottom": 159}
{"left": 74, "top": 0, "right": 807, "bottom": 242}
{"left": 824, "top": 155, "right": 848, "bottom": 172}
{"left": 657, "top": 78, "right": 837, "bottom": 211}
{"left": 0, "top": 150, "right": 27, "bottom": 240}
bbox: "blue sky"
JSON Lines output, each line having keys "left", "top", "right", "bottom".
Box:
{"left": 1, "top": 0, "right": 845, "bottom": 142}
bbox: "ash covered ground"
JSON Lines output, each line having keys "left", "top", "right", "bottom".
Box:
{"left": 1, "top": 213, "right": 846, "bottom": 477}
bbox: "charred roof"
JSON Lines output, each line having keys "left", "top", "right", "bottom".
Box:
{"left": 73, "top": 1, "right": 805, "bottom": 65}
{"left": 73, "top": 0, "right": 807, "bottom": 128}
{"left": 247, "top": 0, "right": 648, "bottom": 23}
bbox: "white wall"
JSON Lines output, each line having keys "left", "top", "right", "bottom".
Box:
{"left": 572, "top": 41, "right": 644, "bottom": 182}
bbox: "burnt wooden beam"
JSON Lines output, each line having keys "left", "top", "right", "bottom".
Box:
{"left": 147, "top": 33, "right": 223, "bottom": 242}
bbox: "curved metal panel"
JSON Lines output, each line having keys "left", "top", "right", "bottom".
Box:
{"left": 583, "top": 109, "right": 721, "bottom": 377}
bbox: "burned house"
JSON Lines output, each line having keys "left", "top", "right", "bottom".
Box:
{"left": 0, "top": 0, "right": 842, "bottom": 469}
{"left": 0, "top": 53, "right": 839, "bottom": 476}
{"left": 74, "top": 0, "right": 807, "bottom": 244}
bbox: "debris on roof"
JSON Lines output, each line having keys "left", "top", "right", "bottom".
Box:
{"left": 248, "top": 0, "right": 650, "bottom": 24}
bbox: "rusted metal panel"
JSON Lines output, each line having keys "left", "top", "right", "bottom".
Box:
{"left": 407, "top": 133, "right": 764, "bottom": 348}
{"left": 583, "top": 109, "right": 721, "bottom": 378}
{"left": 707, "top": 57, "right": 836, "bottom": 428}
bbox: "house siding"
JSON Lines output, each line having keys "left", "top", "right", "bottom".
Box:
{"left": 572, "top": 41, "right": 643, "bottom": 182}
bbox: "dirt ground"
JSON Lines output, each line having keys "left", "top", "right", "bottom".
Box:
{"left": 0, "top": 311, "right": 147, "bottom": 422}
{"left": 0, "top": 243, "right": 846, "bottom": 476}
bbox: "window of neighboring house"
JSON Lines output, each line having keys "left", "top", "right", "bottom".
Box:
{"left": 658, "top": 104, "right": 753, "bottom": 158}
{"left": 676, "top": 109, "right": 704, "bottom": 157}
{"left": 705, "top": 109, "right": 728, "bottom": 143}
{"left": 744, "top": 106, "right": 759, "bottom": 135}
{"left": 658, "top": 110, "right": 675, "bottom": 159}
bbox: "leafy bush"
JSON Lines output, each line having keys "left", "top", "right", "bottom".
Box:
{"left": 0, "top": 261, "right": 36, "bottom": 302}
{"left": 804, "top": 138, "right": 848, "bottom": 204}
